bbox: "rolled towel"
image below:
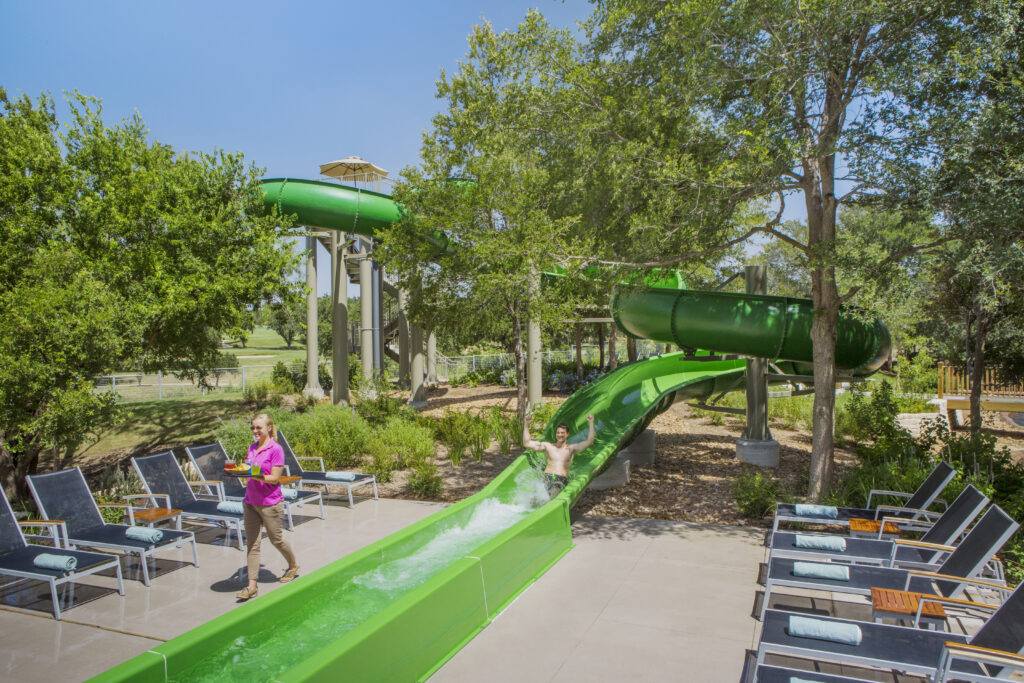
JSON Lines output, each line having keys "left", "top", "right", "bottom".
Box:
{"left": 787, "top": 614, "right": 862, "bottom": 646}
{"left": 125, "top": 526, "right": 163, "bottom": 544}
{"left": 793, "top": 561, "right": 850, "bottom": 581}
{"left": 794, "top": 534, "right": 846, "bottom": 552}
{"left": 282, "top": 488, "right": 299, "bottom": 501}
{"left": 33, "top": 553, "right": 77, "bottom": 572}
{"left": 794, "top": 504, "right": 839, "bottom": 519}
{"left": 325, "top": 471, "right": 356, "bottom": 482}
{"left": 217, "top": 501, "right": 244, "bottom": 515}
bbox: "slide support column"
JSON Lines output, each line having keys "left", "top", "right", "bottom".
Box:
{"left": 358, "top": 239, "right": 374, "bottom": 384}
{"left": 426, "top": 330, "right": 437, "bottom": 385}
{"left": 303, "top": 234, "right": 323, "bottom": 399}
{"left": 736, "top": 264, "right": 779, "bottom": 467}
{"left": 330, "top": 232, "right": 349, "bottom": 405}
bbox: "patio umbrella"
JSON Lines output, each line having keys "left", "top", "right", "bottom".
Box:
{"left": 319, "top": 156, "right": 388, "bottom": 182}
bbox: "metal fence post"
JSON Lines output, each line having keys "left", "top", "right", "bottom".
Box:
{"left": 241, "top": 366, "right": 246, "bottom": 393}
{"left": 111, "top": 375, "right": 116, "bottom": 396}
{"left": 158, "top": 371, "right": 163, "bottom": 400}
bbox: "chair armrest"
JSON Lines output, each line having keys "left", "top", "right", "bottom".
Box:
{"left": 867, "top": 490, "right": 912, "bottom": 509}
{"left": 938, "top": 642, "right": 1024, "bottom": 682}
{"left": 123, "top": 493, "right": 171, "bottom": 508}
{"left": 97, "top": 503, "right": 130, "bottom": 508}
{"left": 189, "top": 480, "right": 225, "bottom": 501}
{"left": 18, "top": 520, "right": 69, "bottom": 548}
{"left": 875, "top": 516, "right": 913, "bottom": 539}
{"left": 296, "top": 456, "right": 326, "bottom": 472}
{"left": 894, "top": 539, "right": 956, "bottom": 552}
{"left": 906, "top": 570, "right": 1010, "bottom": 595}
{"left": 873, "top": 505, "right": 941, "bottom": 521}
{"left": 915, "top": 594, "right": 997, "bottom": 626}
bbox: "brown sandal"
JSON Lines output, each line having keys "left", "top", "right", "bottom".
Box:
{"left": 236, "top": 585, "right": 258, "bottom": 600}
{"left": 280, "top": 566, "right": 300, "bottom": 583}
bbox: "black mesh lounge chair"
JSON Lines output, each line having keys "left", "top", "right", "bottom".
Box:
{"left": 132, "top": 451, "right": 245, "bottom": 550}
{"left": 278, "top": 430, "right": 378, "bottom": 508}
{"left": 185, "top": 442, "right": 325, "bottom": 530}
{"left": 26, "top": 468, "right": 199, "bottom": 587}
{"left": 0, "top": 488, "right": 124, "bottom": 620}
{"left": 767, "top": 484, "right": 992, "bottom": 571}
{"left": 771, "top": 461, "right": 956, "bottom": 535}
{"left": 755, "top": 579, "right": 1024, "bottom": 682}
{"left": 760, "top": 503, "right": 1019, "bottom": 622}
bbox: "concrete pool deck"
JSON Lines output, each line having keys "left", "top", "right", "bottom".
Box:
{"left": 1, "top": 497, "right": 944, "bottom": 683}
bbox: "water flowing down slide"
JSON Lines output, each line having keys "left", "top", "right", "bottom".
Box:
{"left": 92, "top": 179, "right": 890, "bottom": 682}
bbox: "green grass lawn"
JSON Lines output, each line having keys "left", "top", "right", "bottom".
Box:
{"left": 220, "top": 325, "right": 308, "bottom": 366}
{"left": 75, "top": 394, "right": 252, "bottom": 462}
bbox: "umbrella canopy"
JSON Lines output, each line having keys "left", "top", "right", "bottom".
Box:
{"left": 319, "top": 156, "right": 388, "bottom": 181}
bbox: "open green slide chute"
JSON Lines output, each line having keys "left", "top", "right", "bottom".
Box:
{"left": 92, "top": 178, "right": 889, "bottom": 682}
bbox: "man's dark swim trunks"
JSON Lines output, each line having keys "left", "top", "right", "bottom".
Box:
{"left": 545, "top": 473, "right": 569, "bottom": 496}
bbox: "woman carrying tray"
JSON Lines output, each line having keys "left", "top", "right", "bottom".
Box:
{"left": 236, "top": 413, "right": 300, "bottom": 600}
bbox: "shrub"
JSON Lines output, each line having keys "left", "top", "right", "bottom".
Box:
{"left": 488, "top": 407, "right": 514, "bottom": 454}
{"left": 365, "top": 441, "right": 397, "bottom": 483}
{"left": 285, "top": 404, "right": 372, "bottom": 469}
{"left": 897, "top": 351, "right": 938, "bottom": 395}
{"left": 93, "top": 464, "right": 145, "bottom": 523}
{"left": 734, "top": 467, "right": 781, "bottom": 518}
{"left": 271, "top": 361, "right": 333, "bottom": 394}
{"left": 530, "top": 402, "right": 560, "bottom": 431}
{"left": 354, "top": 375, "right": 409, "bottom": 426}
{"left": 377, "top": 416, "right": 435, "bottom": 468}
{"left": 433, "top": 409, "right": 477, "bottom": 467}
{"left": 243, "top": 379, "right": 273, "bottom": 407}
{"left": 408, "top": 459, "right": 442, "bottom": 498}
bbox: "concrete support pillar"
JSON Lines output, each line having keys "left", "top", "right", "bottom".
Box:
{"left": 371, "top": 260, "right": 383, "bottom": 374}
{"left": 398, "top": 289, "right": 410, "bottom": 386}
{"left": 527, "top": 318, "right": 542, "bottom": 409}
{"left": 408, "top": 323, "right": 427, "bottom": 407}
{"left": 426, "top": 330, "right": 437, "bottom": 385}
{"left": 358, "top": 240, "right": 373, "bottom": 383}
{"left": 737, "top": 264, "right": 779, "bottom": 467}
{"left": 330, "top": 233, "right": 349, "bottom": 405}
{"left": 303, "top": 234, "right": 323, "bottom": 398}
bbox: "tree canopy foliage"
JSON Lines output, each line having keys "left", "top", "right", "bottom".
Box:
{"left": 0, "top": 90, "right": 297, "bottom": 497}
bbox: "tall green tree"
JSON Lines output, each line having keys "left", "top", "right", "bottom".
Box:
{"left": 584, "top": 0, "right": 1020, "bottom": 498}
{"left": 380, "top": 17, "right": 590, "bottom": 417}
{"left": 0, "top": 90, "right": 297, "bottom": 498}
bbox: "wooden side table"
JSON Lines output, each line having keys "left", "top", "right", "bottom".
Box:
{"left": 871, "top": 587, "right": 947, "bottom": 630}
{"left": 131, "top": 507, "right": 183, "bottom": 531}
{"left": 849, "top": 517, "right": 902, "bottom": 539}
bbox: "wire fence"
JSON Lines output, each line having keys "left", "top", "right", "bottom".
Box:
{"left": 95, "top": 341, "right": 672, "bottom": 402}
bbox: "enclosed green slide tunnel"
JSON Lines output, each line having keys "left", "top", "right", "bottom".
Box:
{"left": 612, "top": 287, "right": 891, "bottom": 375}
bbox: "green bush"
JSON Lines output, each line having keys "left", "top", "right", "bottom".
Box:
{"left": 432, "top": 409, "right": 480, "bottom": 467}
{"left": 488, "top": 406, "right": 514, "bottom": 455}
{"left": 377, "top": 416, "right": 435, "bottom": 468}
{"left": 897, "top": 351, "right": 939, "bottom": 395}
{"left": 530, "top": 402, "right": 560, "bottom": 431}
{"left": 284, "top": 404, "right": 371, "bottom": 469}
{"left": 365, "top": 441, "right": 398, "bottom": 483}
{"left": 408, "top": 459, "right": 442, "bottom": 498}
{"left": 734, "top": 467, "right": 781, "bottom": 518}
{"left": 271, "top": 361, "right": 334, "bottom": 394}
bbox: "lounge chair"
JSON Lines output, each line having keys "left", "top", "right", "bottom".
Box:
{"left": 0, "top": 488, "right": 124, "bottom": 620}
{"left": 185, "top": 442, "right": 325, "bottom": 530}
{"left": 26, "top": 467, "right": 199, "bottom": 587}
{"left": 278, "top": 430, "right": 378, "bottom": 508}
{"left": 760, "top": 503, "right": 1018, "bottom": 621}
{"left": 132, "top": 451, "right": 245, "bottom": 550}
{"left": 771, "top": 460, "right": 956, "bottom": 535}
{"left": 768, "top": 484, "right": 991, "bottom": 570}
{"left": 755, "top": 579, "right": 1024, "bottom": 682}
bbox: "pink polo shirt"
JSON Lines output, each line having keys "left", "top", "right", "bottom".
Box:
{"left": 243, "top": 439, "right": 285, "bottom": 506}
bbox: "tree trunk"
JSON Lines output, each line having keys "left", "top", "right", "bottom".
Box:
{"left": 598, "top": 324, "right": 605, "bottom": 368}
{"left": 608, "top": 322, "right": 618, "bottom": 370}
{"left": 575, "top": 323, "right": 583, "bottom": 378}
{"left": 968, "top": 310, "right": 987, "bottom": 434}
{"left": 627, "top": 336, "right": 638, "bottom": 362}
{"left": 1, "top": 448, "right": 38, "bottom": 503}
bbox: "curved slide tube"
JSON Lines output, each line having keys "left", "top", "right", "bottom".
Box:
{"left": 92, "top": 180, "right": 889, "bottom": 682}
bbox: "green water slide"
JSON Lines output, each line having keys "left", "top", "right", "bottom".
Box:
{"left": 92, "top": 179, "right": 889, "bottom": 682}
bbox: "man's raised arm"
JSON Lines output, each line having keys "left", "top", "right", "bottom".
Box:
{"left": 571, "top": 414, "right": 596, "bottom": 453}
{"left": 522, "top": 414, "right": 544, "bottom": 451}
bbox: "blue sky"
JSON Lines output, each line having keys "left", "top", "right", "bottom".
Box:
{"left": 1, "top": 1, "right": 591, "bottom": 294}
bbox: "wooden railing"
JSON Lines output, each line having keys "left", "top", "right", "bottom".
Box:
{"left": 938, "top": 362, "right": 1024, "bottom": 398}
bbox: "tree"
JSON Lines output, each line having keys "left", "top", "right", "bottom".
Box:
{"left": 380, "top": 17, "right": 590, "bottom": 418}
{"left": 0, "top": 90, "right": 297, "bottom": 499}
{"left": 582, "top": 0, "right": 1019, "bottom": 499}
{"left": 267, "top": 298, "right": 305, "bottom": 349}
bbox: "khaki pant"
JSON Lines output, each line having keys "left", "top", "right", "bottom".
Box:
{"left": 244, "top": 502, "right": 296, "bottom": 579}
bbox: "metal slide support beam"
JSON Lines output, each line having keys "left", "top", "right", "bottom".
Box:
{"left": 526, "top": 268, "right": 543, "bottom": 409}
{"left": 358, "top": 239, "right": 374, "bottom": 383}
{"left": 409, "top": 323, "right": 427, "bottom": 407}
{"left": 372, "top": 259, "right": 383, "bottom": 374}
{"left": 330, "top": 232, "right": 349, "bottom": 405}
{"left": 426, "top": 330, "right": 437, "bottom": 385}
{"left": 304, "top": 234, "right": 323, "bottom": 398}
{"left": 398, "top": 289, "right": 410, "bottom": 385}
{"left": 736, "top": 264, "right": 779, "bottom": 466}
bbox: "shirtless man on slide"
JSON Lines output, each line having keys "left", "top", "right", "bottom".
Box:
{"left": 523, "top": 413, "right": 596, "bottom": 496}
